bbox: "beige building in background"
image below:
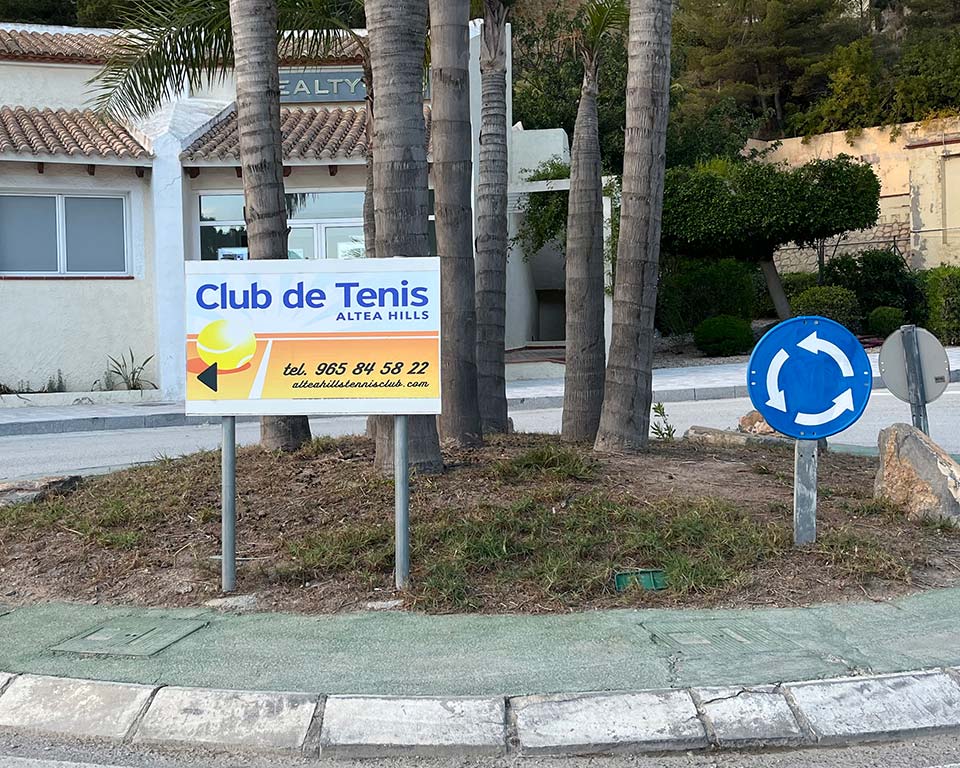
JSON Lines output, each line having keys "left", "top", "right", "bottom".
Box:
{"left": 749, "top": 118, "right": 960, "bottom": 272}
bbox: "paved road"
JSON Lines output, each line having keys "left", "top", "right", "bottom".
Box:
{"left": 2, "top": 732, "right": 960, "bottom": 768}
{"left": 2, "top": 385, "right": 959, "bottom": 481}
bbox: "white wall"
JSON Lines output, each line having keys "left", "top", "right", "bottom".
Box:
{"left": 0, "top": 61, "right": 102, "bottom": 109}
{"left": 0, "top": 161, "right": 155, "bottom": 391}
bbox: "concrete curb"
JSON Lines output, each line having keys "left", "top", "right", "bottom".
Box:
{"left": 1, "top": 668, "right": 960, "bottom": 758}
{"left": 5, "top": 369, "right": 959, "bottom": 436}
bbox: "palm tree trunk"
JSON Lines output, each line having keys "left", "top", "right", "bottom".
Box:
{"left": 475, "top": 0, "right": 510, "bottom": 435}
{"left": 229, "top": 0, "right": 310, "bottom": 452}
{"left": 367, "top": 0, "right": 442, "bottom": 474}
{"left": 362, "top": 52, "right": 377, "bottom": 261}
{"left": 594, "top": 0, "right": 673, "bottom": 453}
{"left": 562, "top": 58, "right": 605, "bottom": 444}
{"left": 432, "top": 0, "right": 483, "bottom": 447}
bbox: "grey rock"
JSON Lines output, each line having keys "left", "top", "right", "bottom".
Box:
{"left": 203, "top": 594, "right": 258, "bottom": 612}
{"left": 0, "top": 476, "right": 80, "bottom": 508}
{"left": 876, "top": 423, "right": 960, "bottom": 524}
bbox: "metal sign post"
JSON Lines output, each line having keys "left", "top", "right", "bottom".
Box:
{"left": 794, "top": 440, "right": 818, "bottom": 545}
{"left": 221, "top": 416, "right": 237, "bottom": 593}
{"left": 902, "top": 325, "right": 930, "bottom": 434}
{"left": 394, "top": 415, "right": 410, "bottom": 590}
{"left": 878, "top": 325, "right": 951, "bottom": 438}
{"left": 185, "top": 259, "right": 442, "bottom": 596}
{"left": 748, "top": 316, "right": 872, "bottom": 547}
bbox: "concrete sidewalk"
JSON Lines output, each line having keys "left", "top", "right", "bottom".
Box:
{"left": 1, "top": 590, "right": 960, "bottom": 756}
{"left": 8, "top": 347, "right": 959, "bottom": 437}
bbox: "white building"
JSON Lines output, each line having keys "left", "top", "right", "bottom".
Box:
{"left": 0, "top": 22, "right": 569, "bottom": 399}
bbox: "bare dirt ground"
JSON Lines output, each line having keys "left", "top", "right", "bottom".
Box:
{"left": 1, "top": 434, "right": 958, "bottom": 614}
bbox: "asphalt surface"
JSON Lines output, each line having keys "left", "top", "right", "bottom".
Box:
{"left": 2, "top": 386, "right": 959, "bottom": 481}
{"left": 2, "top": 731, "right": 960, "bottom": 767}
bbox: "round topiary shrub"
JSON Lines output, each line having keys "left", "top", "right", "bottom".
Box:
{"left": 792, "top": 286, "right": 862, "bottom": 331}
{"left": 694, "top": 315, "right": 755, "bottom": 357}
{"left": 867, "top": 306, "right": 906, "bottom": 338}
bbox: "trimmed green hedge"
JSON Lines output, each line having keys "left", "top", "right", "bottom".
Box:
{"left": 658, "top": 258, "right": 755, "bottom": 336}
{"left": 922, "top": 266, "right": 960, "bottom": 344}
{"left": 693, "top": 315, "right": 755, "bottom": 356}
{"left": 793, "top": 285, "right": 862, "bottom": 331}
{"left": 753, "top": 271, "right": 818, "bottom": 319}
{"left": 823, "top": 249, "right": 925, "bottom": 322}
{"left": 867, "top": 306, "right": 906, "bottom": 338}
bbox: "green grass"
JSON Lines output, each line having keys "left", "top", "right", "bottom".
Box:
{"left": 286, "top": 493, "right": 795, "bottom": 610}
{"left": 816, "top": 528, "right": 909, "bottom": 580}
{"left": 492, "top": 444, "right": 598, "bottom": 481}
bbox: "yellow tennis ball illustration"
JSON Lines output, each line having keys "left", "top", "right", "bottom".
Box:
{"left": 196, "top": 319, "right": 257, "bottom": 370}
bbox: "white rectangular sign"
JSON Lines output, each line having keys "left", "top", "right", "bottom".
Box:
{"left": 185, "top": 258, "right": 441, "bottom": 416}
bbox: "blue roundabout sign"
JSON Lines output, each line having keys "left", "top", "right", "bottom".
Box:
{"left": 748, "top": 316, "right": 872, "bottom": 440}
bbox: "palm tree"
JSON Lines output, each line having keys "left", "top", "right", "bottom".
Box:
{"left": 366, "top": 0, "right": 443, "bottom": 474}
{"left": 431, "top": 0, "right": 483, "bottom": 447}
{"left": 474, "top": 0, "right": 514, "bottom": 435}
{"left": 228, "top": 0, "right": 311, "bottom": 452}
{"left": 594, "top": 0, "right": 673, "bottom": 453}
{"left": 94, "top": 0, "right": 355, "bottom": 452}
{"left": 561, "top": 0, "right": 627, "bottom": 444}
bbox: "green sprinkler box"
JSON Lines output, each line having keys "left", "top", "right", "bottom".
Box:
{"left": 615, "top": 569, "right": 667, "bottom": 593}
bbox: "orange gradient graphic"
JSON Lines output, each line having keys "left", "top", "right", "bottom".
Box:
{"left": 186, "top": 331, "right": 440, "bottom": 401}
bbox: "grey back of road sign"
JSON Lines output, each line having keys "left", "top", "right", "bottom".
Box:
{"left": 879, "top": 326, "right": 951, "bottom": 404}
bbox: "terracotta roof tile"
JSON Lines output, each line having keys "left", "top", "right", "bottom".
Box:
{"left": 0, "top": 28, "right": 116, "bottom": 63}
{"left": 0, "top": 106, "right": 150, "bottom": 160}
{"left": 182, "top": 106, "right": 432, "bottom": 164}
{"left": 0, "top": 26, "right": 364, "bottom": 65}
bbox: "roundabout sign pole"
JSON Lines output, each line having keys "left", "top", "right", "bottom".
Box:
{"left": 748, "top": 316, "right": 873, "bottom": 546}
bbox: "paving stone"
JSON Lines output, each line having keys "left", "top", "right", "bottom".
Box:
{"left": 320, "top": 696, "right": 506, "bottom": 757}
{"left": 788, "top": 672, "right": 960, "bottom": 743}
{"left": 135, "top": 686, "right": 318, "bottom": 752}
{"left": 694, "top": 686, "right": 807, "bottom": 747}
{"left": 513, "top": 690, "right": 707, "bottom": 755}
{"left": 0, "top": 674, "right": 155, "bottom": 740}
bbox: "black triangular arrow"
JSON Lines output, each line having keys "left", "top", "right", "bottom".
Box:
{"left": 198, "top": 363, "right": 218, "bottom": 392}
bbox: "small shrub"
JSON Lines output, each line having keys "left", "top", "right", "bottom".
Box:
{"left": 823, "top": 250, "right": 924, "bottom": 321}
{"left": 922, "top": 266, "right": 960, "bottom": 344}
{"left": 693, "top": 315, "right": 755, "bottom": 357}
{"left": 792, "top": 286, "right": 862, "bottom": 330}
{"left": 657, "top": 258, "right": 755, "bottom": 335}
{"left": 867, "top": 306, "right": 906, "bottom": 338}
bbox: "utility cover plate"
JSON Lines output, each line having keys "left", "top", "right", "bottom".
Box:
{"left": 645, "top": 620, "right": 797, "bottom": 657}
{"left": 51, "top": 618, "right": 206, "bottom": 657}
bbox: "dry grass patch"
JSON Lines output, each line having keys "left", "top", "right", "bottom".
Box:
{"left": 1, "top": 434, "right": 958, "bottom": 613}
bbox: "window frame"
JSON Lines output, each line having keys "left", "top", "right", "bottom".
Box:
{"left": 0, "top": 191, "right": 131, "bottom": 277}
{"left": 196, "top": 188, "right": 368, "bottom": 261}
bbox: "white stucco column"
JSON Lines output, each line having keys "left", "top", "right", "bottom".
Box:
{"left": 151, "top": 133, "right": 187, "bottom": 400}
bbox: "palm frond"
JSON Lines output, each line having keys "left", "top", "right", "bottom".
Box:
{"left": 91, "top": 0, "right": 366, "bottom": 120}
{"left": 578, "top": 0, "right": 628, "bottom": 59}
{"left": 90, "top": 0, "right": 233, "bottom": 120}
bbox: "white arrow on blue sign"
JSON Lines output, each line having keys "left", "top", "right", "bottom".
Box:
{"left": 748, "top": 316, "right": 873, "bottom": 440}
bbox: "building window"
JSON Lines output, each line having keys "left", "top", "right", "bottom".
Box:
{"left": 199, "top": 192, "right": 366, "bottom": 261}
{"left": 198, "top": 191, "right": 438, "bottom": 260}
{"left": 0, "top": 194, "right": 127, "bottom": 275}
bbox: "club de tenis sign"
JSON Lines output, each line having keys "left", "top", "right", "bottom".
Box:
{"left": 184, "top": 258, "right": 442, "bottom": 416}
